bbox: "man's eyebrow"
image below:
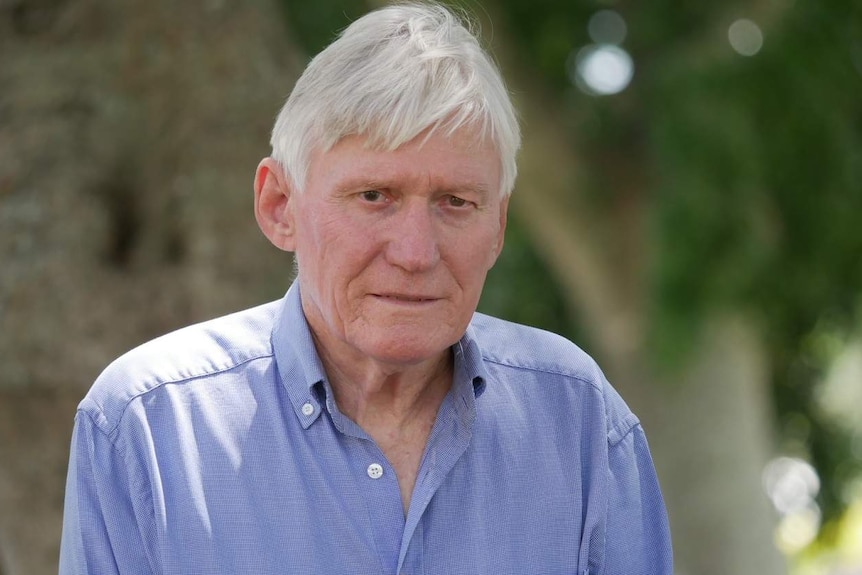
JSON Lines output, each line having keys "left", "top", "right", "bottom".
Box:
{"left": 444, "top": 182, "right": 493, "bottom": 199}
{"left": 333, "top": 178, "right": 388, "bottom": 194}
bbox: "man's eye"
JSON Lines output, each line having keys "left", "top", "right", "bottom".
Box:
{"left": 360, "top": 190, "right": 384, "bottom": 202}
{"left": 447, "top": 195, "right": 468, "bottom": 208}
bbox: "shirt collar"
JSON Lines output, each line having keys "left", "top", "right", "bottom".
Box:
{"left": 271, "top": 281, "right": 491, "bottom": 429}
{"left": 271, "top": 282, "right": 328, "bottom": 428}
{"left": 455, "top": 322, "right": 490, "bottom": 398}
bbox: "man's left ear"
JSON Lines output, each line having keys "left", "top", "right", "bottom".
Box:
{"left": 254, "top": 157, "right": 296, "bottom": 252}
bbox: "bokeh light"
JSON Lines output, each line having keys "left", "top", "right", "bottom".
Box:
{"left": 588, "top": 10, "right": 627, "bottom": 45}
{"left": 728, "top": 19, "right": 764, "bottom": 56}
{"left": 776, "top": 506, "right": 822, "bottom": 554}
{"left": 764, "top": 457, "right": 822, "bottom": 553}
{"left": 570, "top": 44, "right": 634, "bottom": 96}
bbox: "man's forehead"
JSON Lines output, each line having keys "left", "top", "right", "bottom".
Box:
{"left": 314, "top": 136, "right": 499, "bottom": 195}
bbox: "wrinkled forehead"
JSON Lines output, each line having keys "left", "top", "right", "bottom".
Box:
{"left": 316, "top": 119, "right": 502, "bottom": 180}
{"left": 306, "top": 126, "right": 502, "bottom": 195}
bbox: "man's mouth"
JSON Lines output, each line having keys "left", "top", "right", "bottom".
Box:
{"left": 374, "top": 293, "right": 438, "bottom": 303}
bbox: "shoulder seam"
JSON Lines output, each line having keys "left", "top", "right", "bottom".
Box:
{"left": 480, "top": 355, "right": 604, "bottom": 393}
{"left": 77, "top": 407, "right": 125, "bottom": 453}
{"left": 607, "top": 413, "right": 641, "bottom": 447}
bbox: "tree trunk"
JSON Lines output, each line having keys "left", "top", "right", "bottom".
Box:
{"left": 619, "top": 317, "right": 786, "bottom": 575}
{"left": 0, "top": 1, "right": 302, "bottom": 572}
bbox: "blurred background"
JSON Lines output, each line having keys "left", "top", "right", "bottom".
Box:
{"left": 0, "top": 0, "right": 860, "bottom": 573}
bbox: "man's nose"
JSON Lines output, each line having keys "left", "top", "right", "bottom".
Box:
{"left": 384, "top": 202, "right": 441, "bottom": 272}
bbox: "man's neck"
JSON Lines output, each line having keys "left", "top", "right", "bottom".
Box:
{"left": 319, "top": 346, "right": 453, "bottom": 431}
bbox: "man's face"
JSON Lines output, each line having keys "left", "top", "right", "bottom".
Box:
{"left": 286, "top": 127, "right": 508, "bottom": 368}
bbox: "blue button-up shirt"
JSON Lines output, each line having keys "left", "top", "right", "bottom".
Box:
{"left": 60, "top": 283, "right": 672, "bottom": 574}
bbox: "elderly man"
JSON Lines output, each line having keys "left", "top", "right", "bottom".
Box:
{"left": 60, "top": 3, "right": 672, "bottom": 574}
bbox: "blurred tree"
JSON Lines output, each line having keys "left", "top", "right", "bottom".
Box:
{"left": 0, "top": 0, "right": 301, "bottom": 572}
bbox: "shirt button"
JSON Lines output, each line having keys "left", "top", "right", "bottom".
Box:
{"left": 301, "top": 402, "right": 315, "bottom": 416}
{"left": 367, "top": 463, "right": 384, "bottom": 479}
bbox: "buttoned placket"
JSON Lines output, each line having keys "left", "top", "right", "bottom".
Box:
{"left": 354, "top": 439, "right": 406, "bottom": 573}
{"left": 315, "top": 384, "right": 474, "bottom": 575}
{"left": 395, "top": 377, "right": 476, "bottom": 575}
{"left": 316, "top": 388, "right": 407, "bottom": 574}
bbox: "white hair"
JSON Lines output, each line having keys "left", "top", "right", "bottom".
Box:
{"left": 270, "top": 1, "right": 520, "bottom": 197}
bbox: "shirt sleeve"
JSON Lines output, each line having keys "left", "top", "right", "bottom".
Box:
{"left": 59, "top": 411, "right": 157, "bottom": 575}
{"left": 602, "top": 423, "right": 673, "bottom": 575}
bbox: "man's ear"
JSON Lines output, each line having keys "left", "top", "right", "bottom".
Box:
{"left": 254, "top": 157, "right": 296, "bottom": 252}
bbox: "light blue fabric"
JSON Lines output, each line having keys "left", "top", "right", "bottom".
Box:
{"left": 60, "top": 282, "right": 672, "bottom": 574}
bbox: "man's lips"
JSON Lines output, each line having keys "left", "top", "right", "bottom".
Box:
{"left": 372, "top": 293, "right": 440, "bottom": 303}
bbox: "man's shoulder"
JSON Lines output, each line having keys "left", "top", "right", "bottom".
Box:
{"left": 469, "top": 312, "right": 601, "bottom": 388}
{"left": 79, "top": 300, "right": 281, "bottom": 433}
{"left": 469, "top": 312, "right": 638, "bottom": 440}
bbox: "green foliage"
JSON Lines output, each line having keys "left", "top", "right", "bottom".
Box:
{"left": 278, "top": 0, "right": 366, "bottom": 55}
{"left": 493, "top": 0, "right": 592, "bottom": 89}
{"left": 654, "top": 0, "right": 862, "bottom": 519}
{"left": 772, "top": 311, "right": 862, "bottom": 522}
